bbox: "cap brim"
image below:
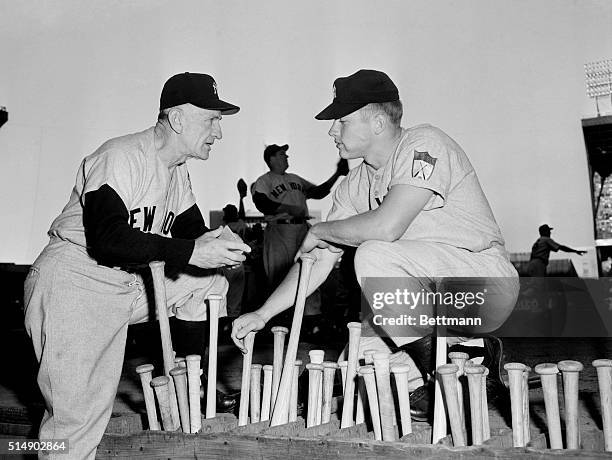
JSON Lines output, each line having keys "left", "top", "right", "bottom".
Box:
{"left": 315, "top": 101, "right": 367, "bottom": 120}
{"left": 194, "top": 99, "right": 240, "bottom": 115}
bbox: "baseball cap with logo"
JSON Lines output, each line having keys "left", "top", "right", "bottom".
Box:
{"left": 160, "top": 72, "right": 240, "bottom": 115}
{"left": 315, "top": 69, "right": 399, "bottom": 120}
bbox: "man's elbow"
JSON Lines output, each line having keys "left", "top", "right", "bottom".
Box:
{"left": 377, "top": 222, "right": 406, "bottom": 242}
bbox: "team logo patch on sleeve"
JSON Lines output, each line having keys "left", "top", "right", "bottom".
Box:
{"left": 412, "top": 150, "right": 437, "bottom": 180}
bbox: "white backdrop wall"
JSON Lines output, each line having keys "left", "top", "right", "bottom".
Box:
{"left": 0, "top": 0, "right": 611, "bottom": 263}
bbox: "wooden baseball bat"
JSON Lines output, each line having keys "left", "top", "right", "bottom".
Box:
{"left": 306, "top": 363, "right": 323, "bottom": 427}
{"left": 322, "top": 362, "right": 338, "bottom": 424}
{"left": 135, "top": 364, "right": 160, "bottom": 431}
{"left": 338, "top": 361, "right": 348, "bottom": 393}
{"left": 481, "top": 367, "right": 490, "bottom": 442}
{"left": 522, "top": 366, "right": 531, "bottom": 445}
{"left": 593, "top": 359, "right": 612, "bottom": 451}
{"left": 558, "top": 360, "right": 583, "bottom": 449}
{"left": 465, "top": 364, "right": 485, "bottom": 445}
{"left": 341, "top": 322, "right": 362, "bottom": 428}
{"left": 149, "top": 261, "right": 180, "bottom": 430}
{"left": 151, "top": 375, "right": 174, "bottom": 431}
{"left": 373, "top": 352, "right": 396, "bottom": 441}
{"left": 250, "top": 364, "right": 262, "bottom": 423}
{"left": 359, "top": 365, "right": 382, "bottom": 441}
{"left": 238, "top": 331, "right": 256, "bottom": 426}
{"left": 174, "top": 357, "right": 186, "bottom": 368}
{"left": 206, "top": 294, "right": 222, "bottom": 419}
{"left": 170, "top": 366, "right": 190, "bottom": 433}
{"left": 309, "top": 349, "right": 325, "bottom": 425}
{"left": 261, "top": 364, "right": 273, "bottom": 422}
{"left": 432, "top": 334, "right": 448, "bottom": 443}
{"left": 437, "top": 363, "right": 466, "bottom": 447}
{"left": 535, "top": 363, "right": 563, "bottom": 449}
{"left": 449, "top": 351, "right": 469, "bottom": 439}
{"left": 391, "top": 364, "right": 413, "bottom": 437}
{"left": 270, "top": 325, "right": 288, "bottom": 413}
{"left": 289, "top": 359, "right": 302, "bottom": 423}
{"left": 504, "top": 362, "right": 528, "bottom": 447}
{"left": 270, "top": 254, "right": 316, "bottom": 426}
{"left": 185, "top": 354, "right": 202, "bottom": 432}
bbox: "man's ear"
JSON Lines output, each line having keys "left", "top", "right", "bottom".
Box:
{"left": 372, "top": 112, "right": 387, "bottom": 135}
{"left": 167, "top": 108, "right": 184, "bottom": 134}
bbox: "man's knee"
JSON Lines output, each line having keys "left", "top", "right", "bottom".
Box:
{"left": 354, "top": 240, "right": 395, "bottom": 279}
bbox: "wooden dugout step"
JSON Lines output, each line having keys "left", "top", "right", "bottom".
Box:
{"left": 96, "top": 413, "right": 612, "bottom": 459}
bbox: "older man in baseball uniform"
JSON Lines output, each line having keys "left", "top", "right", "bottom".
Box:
{"left": 232, "top": 69, "right": 519, "bottom": 420}
{"left": 24, "top": 72, "right": 250, "bottom": 459}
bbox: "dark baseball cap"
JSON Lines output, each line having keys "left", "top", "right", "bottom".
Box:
{"left": 160, "top": 72, "right": 240, "bottom": 115}
{"left": 264, "top": 144, "right": 289, "bottom": 163}
{"left": 539, "top": 224, "right": 553, "bottom": 234}
{"left": 315, "top": 69, "right": 399, "bottom": 120}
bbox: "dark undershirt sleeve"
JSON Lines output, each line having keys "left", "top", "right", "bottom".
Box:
{"left": 252, "top": 192, "right": 281, "bottom": 215}
{"left": 171, "top": 204, "right": 209, "bottom": 240}
{"left": 83, "top": 184, "right": 194, "bottom": 271}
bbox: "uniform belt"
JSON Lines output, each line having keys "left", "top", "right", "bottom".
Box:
{"left": 273, "top": 218, "right": 307, "bottom": 224}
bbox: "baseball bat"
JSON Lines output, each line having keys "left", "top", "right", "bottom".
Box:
{"left": 270, "top": 326, "right": 288, "bottom": 413}
{"left": 359, "top": 365, "right": 382, "bottom": 440}
{"left": 135, "top": 364, "right": 160, "bottom": 431}
{"left": 481, "top": 367, "right": 490, "bottom": 442}
{"left": 206, "top": 294, "right": 222, "bottom": 419}
{"left": 174, "top": 357, "right": 186, "bottom": 368}
{"left": 289, "top": 359, "right": 302, "bottom": 422}
{"left": 322, "top": 362, "right": 338, "bottom": 424}
{"left": 149, "top": 261, "right": 180, "bottom": 430}
{"left": 437, "top": 363, "right": 466, "bottom": 447}
{"left": 306, "top": 363, "right": 323, "bottom": 427}
{"left": 238, "top": 331, "right": 256, "bottom": 426}
{"left": 535, "top": 363, "right": 563, "bottom": 449}
{"left": 504, "top": 362, "right": 527, "bottom": 447}
{"left": 522, "top": 366, "right": 531, "bottom": 445}
{"left": 465, "top": 364, "right": 485, "bottom": 445}
{"left": 338, "top": 361, "right": 348, "bottom": 393}
{"left": 593, "top": 359, "right": 612, "bottom": 451}
{"left": 449, "top": 351, "right": 469, "bottom": 439}
{"left": 309, "top": 349, "right": 325, "bottom": 425}
{"left": 270, "top": 254, "right": 316, "bottom": 426}
{"left": 341, "top": 322, "right": 362, "bottom": 428}
{"left": 432, "top": 334, "right": 448, "bottom": 443}
{"left": 250, "top": 364, "right": 262, "bottom": 423}
{"left": 151, "top": 375, "right": 174, "bottom": 431}
{"left": 261, "top": 364, "right": 273, "bottom": 422}
{"left": 373, "top": 352, "right": 396, "bottom": 441}
{"left": 558, "top": 360, "right": 583, "bottom": 449}
{"left": 391, "top": 364, "right": 413, "bottom": 437}
{"left": 185, "top": 354, "right": 202, "bottom": 431}
{"left": 170, "top": 366, "right": 190, "bottom": 433}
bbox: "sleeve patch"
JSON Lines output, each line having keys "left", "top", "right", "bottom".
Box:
{"left": 412, "top": 150, "right": 437, "bottom": 180}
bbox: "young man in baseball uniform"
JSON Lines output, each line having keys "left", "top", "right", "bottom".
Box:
{"left": 251, "top": 144, "right": 348, "bottom": 333}
{"left": 526, "top": 224, "right": 586, "bottom": 276}
{"left": 232, "top": 69, "right": 519, "bottom": 420}
{"left": 24, "top": 72, "right": 251, "bottom": 459}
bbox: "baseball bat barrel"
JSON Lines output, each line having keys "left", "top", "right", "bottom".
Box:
{"left": 504, "top": 362, "right": 528, "bottom": 447}
{"left": 432, "top": 334, "right": 448, "bottom": 443}
{"left": 465, "top": 365, "right": 485, "bottom": 445}
{"left": 341, "top": 322, "right": 362, "bottom": 428}
{"left": 289, "top": 359, "right": 302, "bottom": 422}
{"left": 270, "top": 326, "right": 288, "bottom": 412}
{"left": 437, "top": 364, "right": 466, "bottom": 447}
{"left": 306, "top": 363, "right": 323, "bottom": 427}
{"left": 309, "top": 349, "right": 325, "bottom": 425}
{"left": 170, "top": 367, "right": 191, "bottom": 433}
{"left": 391, "top": 364, "right": 412, "bottom": 437}
{"left": 535, "top": 363, "right": 563, "bottom": 449}
{"left": 270, "top": 254, "right": 316, "bottom": 426}
{"left": 136, "top": 364, "right": 160, "bottom": 431}
{"left": 238, "top": 331, "right": 256, "bottom": 426}
{"left": 359, "top": 365, "right": 382, "bottom": 441}
{"left": 206, "top": 294, "right": 222, "bottom": 419}
{"left": 250, "top": 364, "right": 262, "bottom": 423}
{"left": 558, "top": 360, "right": 583, "bottom": 450}
{"left": 522, "top": 366, "right": 531, "bottom": 444}
{"left": 151, "top": 376, "right": 175, "bottom": 431}
{"left": 149, "top": 261, "right": 180, "bottom": 430}
{"left": 593, "top": 359, "right": 612, "bottom": 451}
{"left": 261, "top": 365, "right": 273, "bottom": 422}
{"left": 373, "top": 352, "right": 396, "bottom": 441}
{"left": 322, "top": 362, "right": 338, "bottom": 424}
{"left": 185, "top": 355, "right": 202, "bottom": 431}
